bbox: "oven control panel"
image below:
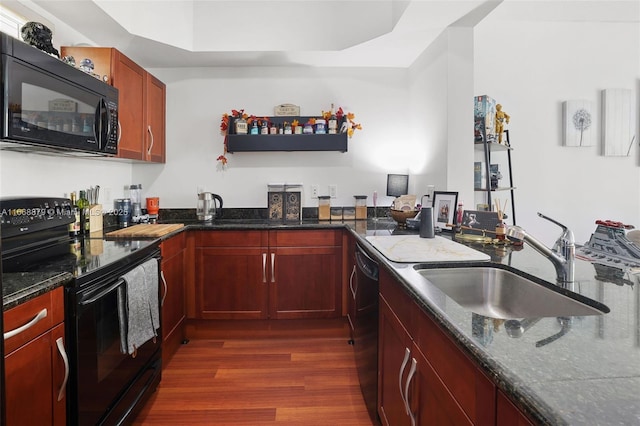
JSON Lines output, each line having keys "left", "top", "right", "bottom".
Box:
{"left": 0, "top": 197, "right": 74, "bottom": 238}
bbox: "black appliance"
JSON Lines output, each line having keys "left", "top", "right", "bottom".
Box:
{"left": 350, "top": 244, "right": 380, "bottom": 425}
{"left": 1, "top": 197, "right": 161, "bottom": 425}
{"left": 0, "top": 32, "right": 119, "bottom": 156}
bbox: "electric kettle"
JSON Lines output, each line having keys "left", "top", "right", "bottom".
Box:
{"left": 197, "top": 192, "right": 223, "bottom": 221}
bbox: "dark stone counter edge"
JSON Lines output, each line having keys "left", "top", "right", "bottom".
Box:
{"left": 2, "top": 219, "right": 554, "bottom": 424}
{"left": 3, "top": 272, "right": 73, "bottom": 311}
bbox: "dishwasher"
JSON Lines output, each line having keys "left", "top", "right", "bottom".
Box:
{"left": 350, "top": 244, "right": 380, "bottom": 425}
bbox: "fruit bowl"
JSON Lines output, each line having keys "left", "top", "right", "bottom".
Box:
{"left": 390, "top": 209, "right": 418, "bottom": 225}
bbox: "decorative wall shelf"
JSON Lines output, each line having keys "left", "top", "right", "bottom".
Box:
{"left": 226, "top": 116, "right": 348, "bottom": 153}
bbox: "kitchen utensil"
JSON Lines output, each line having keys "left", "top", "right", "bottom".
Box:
{"left": 196, "top": 192, "right": 223, "bottom": 221}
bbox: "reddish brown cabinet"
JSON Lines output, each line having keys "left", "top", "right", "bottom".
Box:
{"left": 194, "top": 230, "right": 269, "bottom": 320}
{"left": 268, "top": 230, "right": 342, "bottom": 319}
{"left": 193, "top": 229, "right": 342, "bottom": 320}
{"left": 378, "top": 266, "right": 496, "bottom": 426}
{"left": 59, "top": 46, "right": 166, "bottom": 163}
{"left": 160, "top": 232, "right": 187, "bottom": 366}
{"left": 497, "top": 390, "right": 535, "bottom": 426}
{"left": 3, "top": 287, "right": 67, "bottom": 426}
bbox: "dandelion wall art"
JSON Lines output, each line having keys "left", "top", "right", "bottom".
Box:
{"left": 602, "top": 88, "right": 635, "bottom": 157}
{"left": 563, "top": 100, "right": 594, "bottom": 147}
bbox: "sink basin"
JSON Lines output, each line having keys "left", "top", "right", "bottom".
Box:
{"left": 415, "top": 266, "right": 609, "bottom": 319}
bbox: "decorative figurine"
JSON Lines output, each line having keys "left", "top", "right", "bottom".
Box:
{"left": 20, "top": 21, "right": 59, "bottom": 58}
{"left": 495, "top": 104, "right": 510, "bottom": 144}
{"left": 79, "top": 58, "right": 95, "bottom": 73}
{"left": 62, "top": 55, "right": 76, "bottom": 67}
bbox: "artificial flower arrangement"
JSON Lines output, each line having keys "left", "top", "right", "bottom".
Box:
{"left": 217, "top": 107, "right": 361, "bottom": 166}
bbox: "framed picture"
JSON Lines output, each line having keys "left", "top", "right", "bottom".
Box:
{"left": 432, "top": 191, "right": 458, "bottom": 230}
{"left": 460, "top": 210, "right": 500, "bottom": 236}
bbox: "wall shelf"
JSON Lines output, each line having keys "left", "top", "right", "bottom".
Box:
{"left": 227, "top": 133, "right": 348, "bottom": 153}
{"left": 226, "top": 115, "right": 348, "bottom": 153}
{"left": 474, "top": 130, "right": 516, "bottom": 225}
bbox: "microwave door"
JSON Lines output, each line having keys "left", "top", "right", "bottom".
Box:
{"left": 4, "top": 56, "right": 103, "bottom": 153}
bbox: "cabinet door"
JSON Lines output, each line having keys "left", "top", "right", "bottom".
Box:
{"left": 378, "top": 296, "right": 414, "bottom": 426}
{"left": 196, "top": 246, "right": 268, "bottom": 319}
{"left": 5, "top": 323, "right": 67, "bottom": 426}
{"left": 414, "top": 307, "right": 495, "bottom": 425}
{"left": 113, "top": 50, "right": 145, "bottom": 160}
{"left": 145, "top": 73, "right": 166, "bottom": 163}
{"left": 497, "top": 390, "right": 534, "bottom": 426}
{"left": 270, "top": 245, "right": 342, "bottom": 319}
{"left": 413, "top": 344, "right": 472, "bottom": 426}
{"left": 161, "top": 233, "right": 186, "bottom": 366}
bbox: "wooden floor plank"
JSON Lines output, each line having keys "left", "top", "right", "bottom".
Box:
{"left": 133, "top": 319, "right": 374, "bottom": 425}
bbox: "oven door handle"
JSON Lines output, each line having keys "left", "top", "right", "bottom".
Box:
{"left": 80, "top": 278, "right": 125, "bottom": 306}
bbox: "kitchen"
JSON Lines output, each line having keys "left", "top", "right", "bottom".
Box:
{"left": 1, "top": 0, "right": 639, "bottom": 425}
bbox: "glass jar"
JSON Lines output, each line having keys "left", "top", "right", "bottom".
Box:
{"left": 303, "top": 122, "right": 314, "bottom": 134}
{"left": 318, "top": 196, "right": 331, "bottom": 221}
{"left": 315, "top": 119, "right": 326, "bottom": 134}
{"left": 235, "top": 116, "right": 248, "bottom": 134}
{"left": 354, "top": 195, "right": 368, "bottom": 220}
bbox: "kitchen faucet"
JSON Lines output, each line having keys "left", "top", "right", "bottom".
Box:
{"left": 506, "top": 213, "right": 575, "bottom": 285}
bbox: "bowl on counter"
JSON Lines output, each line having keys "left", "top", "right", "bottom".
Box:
{"left": 390, "top": 209, "right": 419, "bottom": 226}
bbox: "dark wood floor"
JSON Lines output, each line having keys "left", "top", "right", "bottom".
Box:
{"left": 133, "top": 319, "right": 374, "bottom": 425}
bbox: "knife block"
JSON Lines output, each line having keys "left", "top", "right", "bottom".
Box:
{"left": 89, "top": 204, "right": 103, "bottom": 233}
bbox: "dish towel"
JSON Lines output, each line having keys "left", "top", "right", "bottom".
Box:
{"left": 117, "top": 258, "right": 160, "bottom": 356}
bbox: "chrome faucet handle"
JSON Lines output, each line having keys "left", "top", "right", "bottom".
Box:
{"left": 537, "top": 212, "right": 575, "bottom": 252}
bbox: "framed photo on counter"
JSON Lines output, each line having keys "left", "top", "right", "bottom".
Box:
{"left": 432, "top": 191, "right": 458, "bottom": 230}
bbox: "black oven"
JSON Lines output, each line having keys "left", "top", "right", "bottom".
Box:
{"left": 1, "top": 32, "right": 119, "bottom": 156}
{"left": 1, "top": 197, "right": 162, "bottom": 425}
{"left": 67, "top": 245, "right": 161, "bottom": 425}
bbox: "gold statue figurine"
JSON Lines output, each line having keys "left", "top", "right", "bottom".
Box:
{"left": 495, "top": 104, "right": 510, "bottom": 143}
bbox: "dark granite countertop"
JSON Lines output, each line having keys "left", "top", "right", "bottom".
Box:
{"left": 4, "top": 213, "right": 638, "bottom": 424}
{"left": 3, "top": 271, "right": 73, "bottom": 311}
{"left": 347, "top": 222, "right": 640, "bottom": 426}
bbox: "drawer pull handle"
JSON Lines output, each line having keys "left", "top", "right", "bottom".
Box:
{"left": 147, "top": 125, "right": 154, "bottom": 156}
{"left": 160, "top": 270, "right": 168, "bottom": 306}
{"left": 405, "top": 357, "right": 417, "bottom": 426}
{"left": 4, "top": 308, "right": 48, "bottom": 340}
{"left": 270, "top": 253, "right": 276, "bottom": 283}
{"left": 349, "top": 265, "right": 357, "bottom": 299}
{"left": 56, "top": 337, "right": 69, "bottom": 402}
{"left": 399, "top": 347, "right": 411, "bottom": 415}
{"left": 262, "top": 253, "right": 267, "bottom": 283}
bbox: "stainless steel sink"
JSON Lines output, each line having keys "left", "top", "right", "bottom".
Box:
{"left": 415, "top": 266, "right": 609, "bottom": 319}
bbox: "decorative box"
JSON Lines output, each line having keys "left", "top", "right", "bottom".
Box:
{"left": 474, "top": 95, "right": 497, "bottom": 143}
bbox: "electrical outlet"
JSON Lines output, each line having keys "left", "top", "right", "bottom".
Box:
{"left": 329, "top": 184, "right": 338, "bottom": 198}
{"left": 311, "top": 185, "right": 319, "bottom": 198}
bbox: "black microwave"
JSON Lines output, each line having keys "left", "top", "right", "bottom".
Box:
{"left": 0, "top": 32, "right": 118, "bottom": 156}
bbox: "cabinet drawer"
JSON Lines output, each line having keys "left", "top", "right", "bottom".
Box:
{"left": 196, "top": 230, "right": 267, "bottom": 247}
{"left": 414, "top": 307, "right": 495, "bottom": 425}
{"left": 379, "top": 267, "right": 416, "bottom": 336}
{"left": 269, "top": 229, "right": 341, "bottom": 247}
{"left": 4, "top": 287, "right": 64, "bottom": 354}
{"left": 161, "top": 232, "right": 186, "bottom": 259}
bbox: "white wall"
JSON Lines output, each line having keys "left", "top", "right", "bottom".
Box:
{"left": 474, "top": 16, "right": 640, "bottom": 245}
{"left": 134, "top": 67, "right": 416, "bottom": 210}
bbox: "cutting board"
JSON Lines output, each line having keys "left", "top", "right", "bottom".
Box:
{"left": 105, "top": 223, "right": 184, "bottom": 238}
{"left": 366, "top": 235, "right": 490, "bottom": 263}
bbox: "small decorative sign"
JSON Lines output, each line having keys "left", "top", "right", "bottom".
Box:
{"left": 48, "top": 98, "right": 77, "bottom": 112}
{"left": 274, "top": 103, "right": 300, "bottom": 116}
